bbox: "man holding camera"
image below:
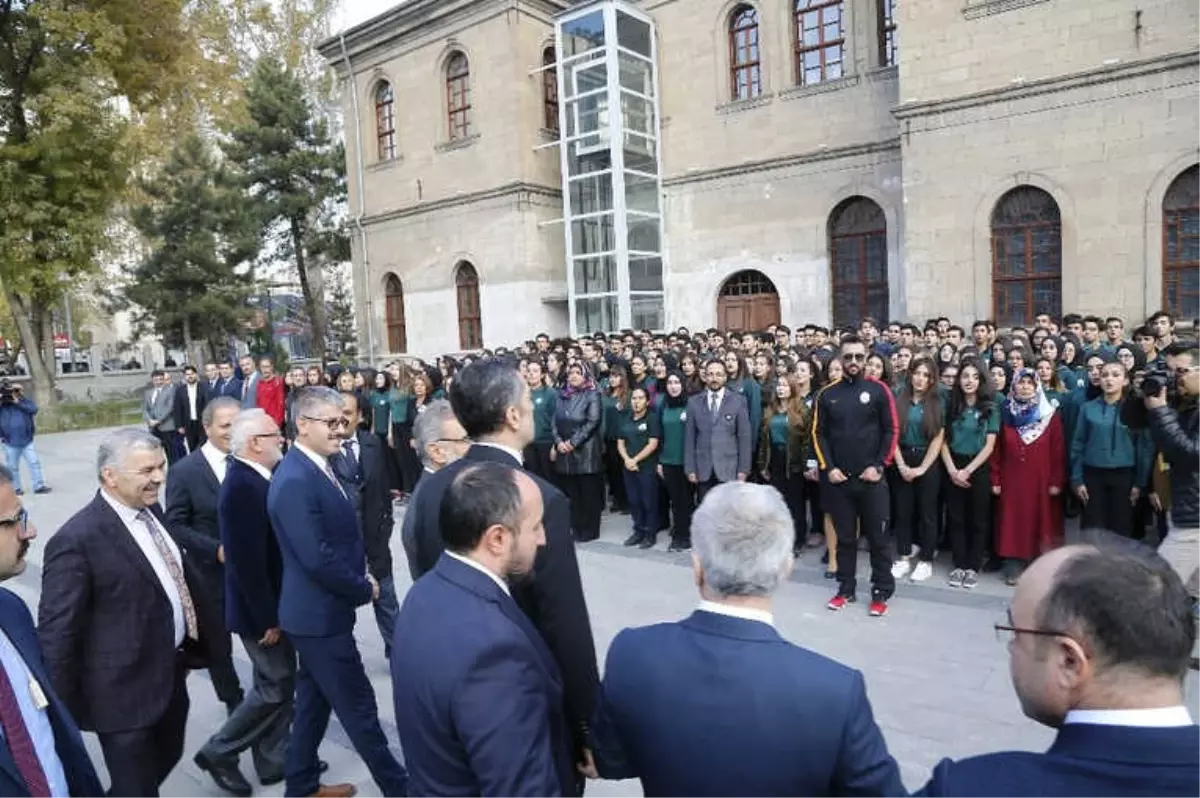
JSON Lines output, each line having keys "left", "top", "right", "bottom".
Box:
{"left": 0, "top": 381, "right": 50, "bottom": 495}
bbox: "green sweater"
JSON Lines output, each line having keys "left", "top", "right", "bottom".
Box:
{"left": 658, "top": 404, "right": 687, "bottom": 466}
{"left": 530, "top": 386, "right": 557, "bottom": 444}
{"left": 368, "top": 390, "right": 391, "bottom": 435}
{"left": 1069, "top": 397, "right": 1153, "bottom": 488}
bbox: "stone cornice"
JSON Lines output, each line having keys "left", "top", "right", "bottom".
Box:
{"left": 362, "top": 181, "right": 562, "bottom": 226}
{"left": 893, "top": 49, "right": 1199, "bottom": 120}
{"left": 661, "top": 139, "right": 901, "bottom": 188}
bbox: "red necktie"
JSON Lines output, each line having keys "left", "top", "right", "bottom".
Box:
{"left": 0, "top": 661, "right": 50, "bottom": 797}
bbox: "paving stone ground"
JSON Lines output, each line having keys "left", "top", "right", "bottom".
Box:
{"left": 11, "top": 427, "right": 1199, "bottom": 796}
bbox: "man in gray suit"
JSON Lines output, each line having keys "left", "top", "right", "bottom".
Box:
{"left": 144, "top": 369, "right": 180, "bottom": 463}
{"left": 684, "top": 359, "right": 752, "bottom": 505}
{"left": 238, "top": 354, "right": 260, "bottom": 409}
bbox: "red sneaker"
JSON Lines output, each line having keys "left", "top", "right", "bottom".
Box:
{"left": 868, "top": 599, "right": 888, "bottom": 617}
{"left": 827, "top": 594, "right": 856, "bottom": 611}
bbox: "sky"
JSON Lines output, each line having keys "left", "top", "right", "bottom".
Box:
{"left": 331, "top": 0, "right": 405, "bottom": 34}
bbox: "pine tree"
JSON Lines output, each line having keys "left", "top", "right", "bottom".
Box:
{"left": 327, "top": 270, "right": 358, "bottom": 360}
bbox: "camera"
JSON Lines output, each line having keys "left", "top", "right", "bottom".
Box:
{"left": 1122, "top": 363, "right": 1176, "bottom": 429}
{"left": 0, "top": 381, "right": 15, "bottom": 403}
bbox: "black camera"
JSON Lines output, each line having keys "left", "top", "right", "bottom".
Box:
{"left": 1140, "top": 363, "right": 1176, "bottom": 399}
{"left": 1122, "top": 364, "right": 1177, "bottom": 429}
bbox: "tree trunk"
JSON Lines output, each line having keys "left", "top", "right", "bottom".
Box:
{"left": 6, "top": 291, "right": 57, "bottom": 407}
{"left": 292, "top": 219, "right": 327, "bottom": 363}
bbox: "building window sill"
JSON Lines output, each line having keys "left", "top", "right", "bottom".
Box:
{"left": 779, "top": 74, "right": 859, "bottom": 102}
{"left": 963, "top": 0, "right": 1050, "bottom": 19}
{"left": 435, "top": 133, "right": 481, "bottom": 153}
{"left": 538, "top": 127, "right": 560, "bottom": 143}
{"left": 715, "top": 93, "right": 774, "bottom": 114}
{"left": 367, "top": 155, "right": 404, "bottom": 172}
{"left": 867, "top": 65, "right": 898, "bottom": 82}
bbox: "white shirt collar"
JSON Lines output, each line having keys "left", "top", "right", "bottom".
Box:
{"left": 1063, "top": 707, "right": 1193, "bottom": 728}
{"left": 445, "top": 550, "right": 511, "bottom": 596}
{"left": 200, "top": 441, "right": 228, "bottom": 480}
{"left": 697, "top": 599, "right": 774, "bottom": 628}
{"left": 234, "top": 456, "right": 274, "bottom": 482}
{"left": 99, "top": 488, "right": 147, "bottom": 525}
{"left": 473, "top": 441, "right": 523, "bottom": 465}
{"left": 293, "top": 441, "right": 329, "bottom": 470}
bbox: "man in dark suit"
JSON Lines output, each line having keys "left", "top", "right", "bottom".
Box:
{"left": 268, "top": 387, "right": 407, "bottom": 798}
{"left": 400, "top": 399, "right": 470, "bottom": 580}
{"left": 404, "top": 359, "right": 599, "bottom": 794}
{"left": 0, "top": 464, "right": 102, "bottom": 797}
{"left": 683, "top": 359, "right": 752, "bottom": 504}
{"left": 331, "top": 390, "right": 400, "bottom": 658}
{"left": 394, "top": 462, "right": 576, "bottom": 795}
{"left": 143, "top": 370, "right": 180, "bottom": 463}
{"left": 37, "top": 428, "right": 230, "bottom": 797}
{"left": 214, "top": 361, "right": 243, "bottom": 400}
{"left": 163, "top": 396, "right": 244, "bottom": 715}
{"left": 917, "top": 540, "right": 1199, "bottom": 797}
{"left": 238, "top": 355, "right": 260, "bottom": 409}
{"left": 590, "top": 482, "right": 902, "bottom": 797}
{"left": 173, "top": 365, "right": 209, "bottom": 454}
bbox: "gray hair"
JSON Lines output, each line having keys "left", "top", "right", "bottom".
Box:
{"left": 230, "top": 408, "right": 271, "bottom": 454}
{"left": 412, "top": 399, "right": 459, "bottom": 466}
{"left": 692, "top": 482, "right": 794, "bottom": 598}
{"left": 202, "top": 396, "right": 241, "bottom": 428}
{"left": 293, "top": 386, "right": 343, "bottom": 419}
{"left": 97, "top": 428, "right": 162, "bottom": 481}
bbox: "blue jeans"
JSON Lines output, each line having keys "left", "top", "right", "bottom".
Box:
{"left": 623, "top": 467, "right": 659, "bottom": 538}
{"left": 373, "top": 575, "right": 400, "bottom": 658}
{"left": 4, "top": 443, "right": 45, "bottom": 491}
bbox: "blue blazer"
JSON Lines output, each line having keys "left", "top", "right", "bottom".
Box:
{"left": 218, "top": 458, "right": 283, "bottom": 638}
{"left": 917, "top": 722, "right": 1200, "bottom": 797}
{"left": 267, "top": 447, "right": 372, "bottom": 637}
{"left": 391, "top": 554, "right": 575, "bottom": 797}
{"left": 590, "top": 610, "right": 905, "bottom": 797}
{"left": 0, "top": 589, "right": 102, "bottom": 797}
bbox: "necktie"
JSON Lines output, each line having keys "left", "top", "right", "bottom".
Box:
{"left": 342, "top": 441, "right": 361, "bottom": 481}
{"left": 241, "top": 379, "right": 248, "bottom": 400}
{"left": 323, "top": 461, "right": 347, "bottom": 498}
{"left": 151, "top": 388, "right": 159, "bottom": 405}
{"left": 709, "top": 392, "right": 718, "bottom": 415}
{"left": 0, "top": 662, "right": 49, "bottom": 797}
{"left": 136, "top": 510, "right": 199, "bottom": 640}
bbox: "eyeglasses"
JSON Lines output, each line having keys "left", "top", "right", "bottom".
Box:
{"left": 0, "top": 508, "right": 28, "bottom": 535}
{"left": 302, "top": 415, "right": 350, "bottom": 429}
{"left": 842, "top": 353, "right": 867, "bottom": 362}
{"left": 437, "top": 436, "right": 471, "bottom": 446}
{"left": 993, "top": 608, "right": 1074, "bottom": 645}
{"left": 252, "top": 431, "right": 282, "bottom": 440}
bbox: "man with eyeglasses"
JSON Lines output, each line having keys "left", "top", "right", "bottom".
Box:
{"left": 813, "top": 334, "right": 899, "bottom": 618}
{"left": 268, "top": 387, "right": 407, "bottom": 798}
{"left": 401, "top": 399, "right": 469, "bottom": 580}
{"left": 0, "top": 465, "right": 102, "bottom": 796}
{"left": 918, "top": 541, "right": 1198, "bottom": 796}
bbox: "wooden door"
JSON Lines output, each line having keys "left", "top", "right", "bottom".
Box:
{"left": 717, "top": 293, "right": 780, "bottom": 332}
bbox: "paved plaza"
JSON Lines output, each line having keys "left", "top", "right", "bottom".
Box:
{"left": 11, "top": 427, "right": 1200, "bottom": 796}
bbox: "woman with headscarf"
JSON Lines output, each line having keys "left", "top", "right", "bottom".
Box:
{"left": 657, "top": 372, "right": 695, "bottom": 551}
{"left": 552, "top": 361, "right": 605, "bottom": 542}
{"left": 991, "top": 368, "right": 1066, "bottom": 585}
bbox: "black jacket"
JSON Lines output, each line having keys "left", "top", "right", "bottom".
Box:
{"left": 1148, "top": 401, "right": 1198, "bottom": 528}
{"left": 332, "top": 431, "right": 394, "bottom": 580}
{"left": 164, "top": 448, "right": 223, "bottom": 576}
{"left": 172, "top": 381, "right": 208, "bottom": 427}
{"left": 552, "top": 389, "right": 603, "bottom": 476}
{"left": 813, "top": 375, "right": 899, "bottom": 477}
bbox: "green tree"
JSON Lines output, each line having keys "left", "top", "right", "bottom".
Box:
{"left": 125, "top": 134, "right": 259, "bottom": 363}
{"left": 327, "top": 269, "right": 357, "bottom": 360}
{"left": 0, "top": 0, "right": 188, "bottom": 404}
{"left": 224, "top": 56, "right": 347, "bottom": 363}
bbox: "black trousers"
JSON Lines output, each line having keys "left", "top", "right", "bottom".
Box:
{"left": 1081, "top": 466, "right": 1136, "bottom": 536}
{"left": 696, "top": 477, "right": 725, "bottom": 506}
{"left": 152, "top": 429, "right": 182, "bottom": 465}
{"left": 661, "top": 464, "right": 694, "bottom": 544}
{"left": 376, "top": 431, "right": 401, "bottom": 491}
{"left": 99, "top": 664, "right": 189, "bottom": 797}
{"left": 890, "top": 448, "right": 941, "bottom": 561}
{"left": 804, "top": 476, "right": 823, "bottom": 539}
{"left": 603, "top": 441, "right": 629, "bottom": 511}
{"left": 391, "top": 421, "right": 420, "bottom": 494}
{"left": 826, "top": 477, "right": 894, "bottom": 600}
{"left": 947, "top": 454, "right": 992, "bottom": 571}
{"left": 181, "top": 419, "right": 205, "bottom": 454}
{"left": 523, "top": 442, "right": 555, "bottom": 484}
{"left": 561, "top": 472, "right": 605, "bottom": 541}
{"left": 768, "top": 445, "right": 807, "bottom": 550}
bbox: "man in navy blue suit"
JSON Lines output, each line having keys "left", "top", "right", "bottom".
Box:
{"left": 392, "top": 461, "right": 577, "bottom": 796}
{"left": 589, "top": 481, "right": 904, "bottom": 797}
{"left": 918, "top": 539, "right": 1199, "bottom": 797}
{"left": 0, "top": 464, "right": 101, "bottom": 797}
{"left": 268, "top": 387, "right": 407, "bottom": 798}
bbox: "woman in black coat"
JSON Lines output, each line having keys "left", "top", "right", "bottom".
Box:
{"left": 552, "top": 361, "right": 605, "bottom": 542}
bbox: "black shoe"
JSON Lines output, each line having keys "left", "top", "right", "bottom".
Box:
{"left": 195, "top": 751, "right": 252, "bottom": 797}
{"left": 638, "top": 535, "right": 656, "bottom": 549}
{"left": 261, "top": 760, "right": 328, "bottom": 787}
{"left": 667, "top": 540, "right": 686, "bottom": 553}
{"left": 820, "top": 551, "right": 829, "bottom": 565}
{"left": 623, "top": 533, "right": 642, "bottom": 547}
{"left": 824, "top": 570, "right": 837, "bottom": 579}
{"left": 33, "top": 486, "right": 50, "bottom": 495}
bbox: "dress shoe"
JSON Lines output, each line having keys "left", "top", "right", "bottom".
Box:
{"left": 667, "top": 540, "right": 690, "bottom": 553}
{"left": 622, "top": 533, "right": 641, "bottom": 547}
{"left": 637, "top": 536, "right": 656, "bottom": 549}
{"left": 194, "top": 751, "right": 252, "bottom": 797}
{"left": 308, "top": 784, "right": 357, "bottom": 798}
{"left": 261, "top": 760, "right": 328, "bottom": 786}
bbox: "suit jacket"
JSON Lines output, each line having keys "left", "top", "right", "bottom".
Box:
{"left": 403, "top": 444, "right": 599, "bottom": 760}
{"left": 332, "top": 431, "right": 394, "bottom": 581}
{"left": 916, "top": 722, "right": 1200, "bottom": 797}
{"left": 172, "top": 381, "right": 208, "bottom": 427}
{"left": 37, "top": 492, "right": 229, "bottom": 734}
{"left": 143, "top": 383, "right": 177, "bottom": 432}
{"left": 590, "top": 610, "right": 904, "bottom": 797}
{"left": 219, "top": 458, "right": 283, "bottom": 638}
{"left": 240, "top": 372, "right": 259, "bottom": 409}
{"left": 392, "top": 554, "right": 574, "bottom": 797}
{"left": 683, "top": 389, "right": 752, "bottom": 482}
{"left": 0, "top": 589, "right": 102, "bottom": 798}
{"left": 214, "top": 376, "right": 242, "bottom": 400}
{"left": 164, "top": 448, "right": 223, "bottom": 577}
{"left": 268, "top": 447, "right": 373, "bottom": 637}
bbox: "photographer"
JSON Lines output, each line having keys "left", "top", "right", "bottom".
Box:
{"left": 0, "top": 380, "right": 50, "bottom": 495}
{"left": 1145, "top": 340, "right": 1199, "bottom": 604}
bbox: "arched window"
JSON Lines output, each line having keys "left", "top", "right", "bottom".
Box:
{"left": 1163, "top": 165, "right": 1199, "bottom": 320}
{"left": 542, "top": 47, "right": 559, "bottom": 131}
{"left": 878, "top": 0, "right": 897, "bottom": 67}
{"left": 384, "top": 274, "right": 407, "bottom": 353}
{"left": 446, "top": 52, "right": 472, "bottom": 141}
{"left": 794, "top": 0, "right": 844, "bottom": 86}
{"left": 374, "top": 82, "right": 396, "bottom": 161}
{"left": 455, "top": 262, "right": 483, "bottom": 350}
{"left": 829, "top": 197, "right": 889, "bottom": 328}
{"left": 729, "top": 6, "right": 762, "bottom": 101}
{"left": 991, "top": 186, "right": 1062, "bottom": 327}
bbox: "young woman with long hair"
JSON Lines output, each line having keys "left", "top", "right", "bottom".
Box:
{"left": 890, "top": 357, "right": 946, "bottom": 582}
{"left": 680, "top": 354, "right": 703, "bottom": 396}
{"left": 523, "top": 359, "right": 557, "bottom": 482}
{"left": 1040, "top": 336, "right": 1078, "bottom": 391}
{"left": 940, "top": 362, "right": 999, "bottom": 589}
{"left": 388, "top": 362, "right": 420, "bottom": 497}
{"left": 656, "top": 372, "right": 694, "bottom": 551}
{"left": 629, "top": 354, "right": 658, "bottom": 404}
{"left": 306, "top": 365, "right": 323, "bottom": 387}
{"left": 865, "top": 352, "right": 892, "bottom": 385}
{"left": 722, "top": 351, "right": 762, "bottom": 435}
{"left": 617, "top": 386, "right": 662, "bottom": 548}
{"left": 601, "top": 363, "right": 632, "bottom": 513}
{"left": 369, "top": 371, "right": 401, "bottom": 492}
{"left": 793, "top": 359, "right": 825, "bottom": 550}
{"left": 757, "top": 375, "right": 812, "bottom": 554}
{"left": 1034, "top": 357, "right": 1067, "bottom": 404}
{"left": 989, "top": 361, "right": 1012, "bottom": 397}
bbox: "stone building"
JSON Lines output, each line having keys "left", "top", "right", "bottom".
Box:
{"left": 318, "top": 0, "right": 1199, "bottom": 359}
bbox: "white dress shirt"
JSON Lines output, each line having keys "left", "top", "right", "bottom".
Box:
{"left": 186, "top": 383, "right": 199, "bottom": 421}
{"left": 234, "top": 456, "right": 273, "bottom": 482}
{"left": 200, "top": 441, "right": 228, "bottom": 484}
{"left": 0, "top": 630, "right": 68, "bottom": 797}
{"left": 294, "top": 442, "right": 345, "bottom": 496}
{"left": 1063, "top": 706, "right": 1193, "bottom": 727}
{"left": 707, "top": 388, "right": 725, "bottom": 414}
{"left": 100, "top": 490, "right": 185, "bottom": 647}
{"left": 445, "top": 550, "right": 511, "bottom": 596}
{"left": 697, "top": 599, "right": 774, "bottom": 628}
{"left": 474, "top": 441, "right": 523, "bottom": 465}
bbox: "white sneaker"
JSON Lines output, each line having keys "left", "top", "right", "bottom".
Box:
{"left": 891, "top": 558, "right": 912, "bottom": 579}
{"left": 911, "top": 561, "right": 934, "bottom": 582}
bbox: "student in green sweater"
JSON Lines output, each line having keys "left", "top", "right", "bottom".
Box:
{"left": 601, "top": 363, "right": 632, "bottom": 513}
{"left": 656, "top": 372, "right": 694, "bottom": 552}
{"left": 1070, "top": 358, "right": 1153, "bottom": 537}
{"left": 618, "top": 387, "right": 661, "bottom": 549}
{"left": 523, "top": 358, "right": 558, "bottom": 483}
